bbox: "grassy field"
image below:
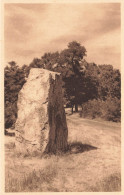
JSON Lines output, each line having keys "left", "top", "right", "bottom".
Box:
{"left": 5, "top": 112, "right": 121, "bottom": 192}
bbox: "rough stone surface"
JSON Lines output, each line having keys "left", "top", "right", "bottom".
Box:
{"left": 15, "top": 68, "right": 68, "bottom": 155}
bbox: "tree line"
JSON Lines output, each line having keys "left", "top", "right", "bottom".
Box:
{"left": 4, "top": 41, "right": 121, "bottom": 129}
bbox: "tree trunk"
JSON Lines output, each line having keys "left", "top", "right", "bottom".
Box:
{"left": 75, "top": 103, "right": 78, "bottom": 112}
{"left": 71, "top": 105, "right": 74, "bottom": 114}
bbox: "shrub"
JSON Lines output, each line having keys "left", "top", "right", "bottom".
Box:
{"left": 80, "top": 97, "right": 121, "bottom": 122}
{"left": 101, "top": 97, "right": 121, "bottom": 122}
{"left": 80, "top": 99, "right": 102, "bottom": 119}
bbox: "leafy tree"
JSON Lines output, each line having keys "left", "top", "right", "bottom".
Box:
{"left": 4, "top": 61, "right": 26, "bottom": 129}
{"left": 97, "top": 65, "right": 121, "bottom": 100}
{"left": 29, "top": 58, "right": 43, "bottom": 69}
{"left": 80, "top": 62, "right": 99, "bottom": 103}
{"left": 57, "top": 41, "right": 87, "bottom": 112}
{"left": 41, "top": 51, "right": 59, "bottom": 70}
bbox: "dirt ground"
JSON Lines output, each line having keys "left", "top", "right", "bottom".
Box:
{"left": 5, "top": 113, "right": 121, "bottom": 192}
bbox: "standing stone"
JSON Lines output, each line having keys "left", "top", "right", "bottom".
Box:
{"left": 15, "top": 68, "right": 68, "bottom": 155}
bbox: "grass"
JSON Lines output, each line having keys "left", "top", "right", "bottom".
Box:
{"left": 6, "top": 164, "right": 58, "bottom": 192}
{"left": 88, "top": 172, "right": 121, "bottom": 192}
{"left": 5, "top": 112, "right": 121, "bottom": 192}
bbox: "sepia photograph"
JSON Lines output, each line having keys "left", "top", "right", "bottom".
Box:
{"left": 3, "top": 1, "right": 121, "bottom": 192}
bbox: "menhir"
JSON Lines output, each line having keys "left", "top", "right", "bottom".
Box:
{"left": 15, "top": 68, "right": 68, "bottom": 155}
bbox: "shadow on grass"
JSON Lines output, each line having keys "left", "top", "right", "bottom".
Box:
{"left": 68, "top": 141, "right": 98, "bottom": 154}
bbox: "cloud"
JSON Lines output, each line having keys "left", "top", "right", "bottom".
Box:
{"left": 4, "top": 3, "right": 121, "bottom": 69}
{"left": 85, "top": 28, "right": 121, "bottom": 68}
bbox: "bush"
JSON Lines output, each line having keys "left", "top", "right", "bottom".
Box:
{"left": 101, "top": 97, "right": 121, "bottom": 122}
{"left": 80, "top": 99, "right": 102, "bottom": 119}
{"left": 80, "top": 97, "right": 121, "bottom": 122}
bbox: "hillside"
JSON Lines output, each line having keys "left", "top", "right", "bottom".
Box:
{"left": 5, "top": 113, "right": 121, "bottom": 192}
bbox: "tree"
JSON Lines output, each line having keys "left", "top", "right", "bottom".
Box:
{"left": 82, "top": 62, "right": 99, "bottom": 102}
{"left": 4, "top": 61, "right": 26, "bottom": 129}
{"left": 29, "top": 58, "right": 43, "bottom": 69}
{"left": 41, "top": 51, "right": 59, "bottom": 70}
{"left": 97, "top": 65, "right": 121, "bottom": 100}
{"left": 58, "top": 41, "right": 87, "bottom": 112}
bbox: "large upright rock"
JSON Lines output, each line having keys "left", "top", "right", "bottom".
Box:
{"left": 15, "top": 68, "right": 68, "bottom": 155}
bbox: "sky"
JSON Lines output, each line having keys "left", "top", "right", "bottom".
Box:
{"left": 4, "top": 3, "right": 121, "bottom": 69}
